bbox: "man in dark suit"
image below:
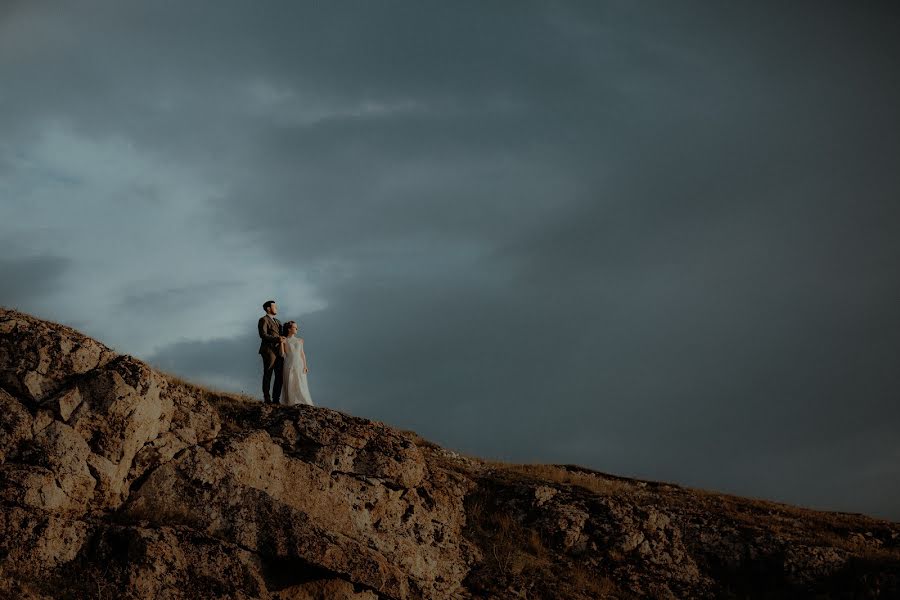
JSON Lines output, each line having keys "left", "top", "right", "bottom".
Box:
{"left": 258, "top": 300, "right": 285, "bottom": 404}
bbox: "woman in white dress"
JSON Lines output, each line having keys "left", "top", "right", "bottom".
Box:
{"left": 280, "top": 321, "right": 314, "bottom": 406}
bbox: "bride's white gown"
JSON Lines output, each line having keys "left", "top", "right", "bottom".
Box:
{"left": 282, "top": 337, "right": 314, "bottom": 406}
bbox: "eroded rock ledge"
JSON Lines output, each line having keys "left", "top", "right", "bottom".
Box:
{"left": 1, "top": 308, "right": 898, "bottom": 599}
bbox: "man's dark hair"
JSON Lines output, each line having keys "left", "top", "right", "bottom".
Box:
{"left": 263, "top": 300, "right": 276, "bottom": 311}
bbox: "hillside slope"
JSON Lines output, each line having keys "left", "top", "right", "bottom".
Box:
{"left": 1, "top": 308, "right": 898, "bottom": 599}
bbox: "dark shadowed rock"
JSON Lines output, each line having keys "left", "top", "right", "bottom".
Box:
{"left": 1, "top": 307, "right": 898, "bottom": 599}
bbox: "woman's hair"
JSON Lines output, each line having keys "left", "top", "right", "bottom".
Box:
{"left": 281, "top": 321, "right": 296, "bottom": 336}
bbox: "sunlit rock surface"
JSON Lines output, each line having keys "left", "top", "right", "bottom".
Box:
{"left": 1, "top": 308, "right": 898, "bottom": 599}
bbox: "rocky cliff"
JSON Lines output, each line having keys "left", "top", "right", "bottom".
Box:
{"left": 0, "top": 307, "right": 898, "bottom": 599}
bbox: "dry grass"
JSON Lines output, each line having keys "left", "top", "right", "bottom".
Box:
{"left": 465, "top": 487, "right": 549, "bottom": 578}
{"left": 569, "top": 568, "right": 620, "bottom": 597}
{"left": 154, "top": 371, "right": 263, "bottom": 435}
{"left": 157, "top": 370, "right": 259, "bottom": 405}
{"left": 156, "top": 368, "right": 347, "bottom": 439}
{"left": 483, "top": 460, "right": 637, "bottom": 498}
{"left": 399, "top": 429, "right": 443, "bottom": 450}
{"left": 488, "top": 514, "right": 549, "bottom": 578}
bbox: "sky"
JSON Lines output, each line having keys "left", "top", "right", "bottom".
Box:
{"left": 1, "top": 1, "right": 899, "bottom": 521}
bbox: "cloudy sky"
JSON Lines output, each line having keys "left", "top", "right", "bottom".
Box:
{"left": 2, "top": 1, "right": 898, "bottom": 520}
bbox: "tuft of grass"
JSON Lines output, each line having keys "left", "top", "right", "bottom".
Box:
{"left": 398, "top": 429, "right": 441, "bottom": 450}
{"left": 482, "top": 460, "right": 636, "bottom": 498}
{"left": 160, "top": 371, "right": 225, "bottom": 396}
{"left": 465, "top": 486, "right": 548, "bottom": 578}
{"left": 570, "top": 568, "right": 620, "bottom": 597}
{"left": 157, "top": 371, "right": 260, "bottom": 405}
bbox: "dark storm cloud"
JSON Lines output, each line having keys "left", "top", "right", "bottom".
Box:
{"left": 2, "top": 1, "right": 899, "bottom": 519}
{"left": 0, "top": 255, "right": 70, "bottom": 309}
{"left": 209, "top": 2, "right": 900, "bottom": 517}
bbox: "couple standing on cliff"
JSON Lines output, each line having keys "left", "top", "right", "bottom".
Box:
{"left": 257, "top": 300, "right": 314, "bottom": 406}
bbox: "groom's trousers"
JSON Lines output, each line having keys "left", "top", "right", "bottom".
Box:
{"left": 261, "top": 352, "right": 284, "bottom": 404}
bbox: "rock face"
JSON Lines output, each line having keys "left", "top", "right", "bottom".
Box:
{"left": 1, "top": 308, "right": 898, "bottom": 599}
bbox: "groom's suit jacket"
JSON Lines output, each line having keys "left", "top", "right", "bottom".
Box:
{"left": 258, "top": 315, "right": 284, "bottom": 357}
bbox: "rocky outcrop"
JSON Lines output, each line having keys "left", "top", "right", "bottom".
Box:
{"left": 1, "top": 307, "right": 898, "bottom": 599}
